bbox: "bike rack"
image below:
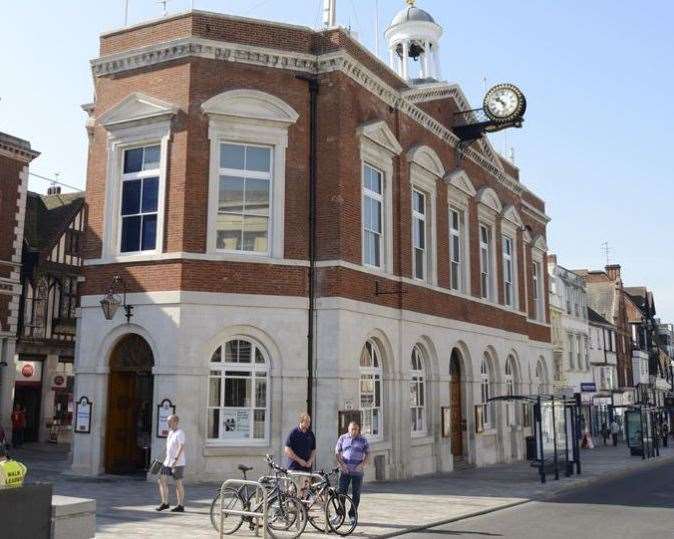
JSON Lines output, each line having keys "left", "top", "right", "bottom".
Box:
{"left": 219, "top": 479, "right": 269, "bottom": 539}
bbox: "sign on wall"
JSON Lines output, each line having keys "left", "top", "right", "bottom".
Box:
{"left": 580, "top": 382, "right": 597, "bottom": 392}
{"left": 156, "top": 399, "right": 176, "bottom": 438}
{"left": 16, "top": 360, "right": 42, "bottom": 383}
{"left": 75, "top": 396, "right": 92, "bottom": 434}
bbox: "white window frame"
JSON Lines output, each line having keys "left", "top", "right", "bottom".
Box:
{"left": 535, "top": 360, "right": 545, "bottom": 395}
{"left": 505, "top": 356, "right": 517, "bottom": 426}
{"left": 103, "top": 123, "right": 171, "bottom": 259}
{"left": 409, "top": 164, "right": 438, "bottom": 285}
{"left": 568, "top": 334, "right": 575, "bottom": 370}
{"left": 118, "top": 144, "right": 162, "bottom": 255}
{"left": 214, "top": 142, "right": 274, "bottom": 255}
{"left": 447, "top": 170, "right": 475, "bottom": 295}
{"left": 480, "top": 356, "right": 493, "bottom": 430}
{"left": 577, "top": 334, "right": 583, "bottom": 371}
{"left": 358, "top": 122, "right": 399, "bottom": 275}
{"left": 410, "top": 345, "right": 426, "bottom": 436}
{"left": 479, "top": 223, "right": 494, "bottom": 301}
{"left": 501, "top": 234, "right": 517, "bottom": 309}
{"left": 448, "top": 206, "right": 467, "bottom": 293}
{"left": 99, "top": 93, "right": 177, "bottom": 262}
{"left": 207, "top": 122, "right": 288, "bottom": 259}
{"left": 360, "top": 339, "right": 384, "bottom": 442}
{"left": 412, "top": 188, "right": 427, "bottom": 281}
{"left": 362, "top": 163, "right": 385, "bottom": 269}
{"left": 206, "top": 338, "right": 270, "bottom": 446}
{"left": 532, "top": 259, "right": 544, "bottom": 322}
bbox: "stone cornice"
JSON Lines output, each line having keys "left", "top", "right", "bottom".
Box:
{"left": 0, "top": 132, "right": 39, "bottom": 163}
{"left": 91, "top": 37, "right": 530, "bottom": 199}
{"left": 521, "top": 200, "right": 551, "bottom": 225}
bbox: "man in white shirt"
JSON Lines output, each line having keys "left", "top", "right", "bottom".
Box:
{"left": 156, "top": 415, "right": 186, "bottom": 512}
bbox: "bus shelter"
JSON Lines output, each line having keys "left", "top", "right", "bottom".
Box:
{"left": 488, "top": 395, "right": 581, "bottom": 484}
{"left": 624, "top": 404, "right": 660, "bottom": 459}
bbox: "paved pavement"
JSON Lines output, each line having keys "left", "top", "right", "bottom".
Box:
{"left": 406, "top": 457, "right": 674, "bottom": 538}
{"left": 12, "top": 442, "right": 674, "bottom": 538}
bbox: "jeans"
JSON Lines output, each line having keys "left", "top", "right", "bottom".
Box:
{"left": 612, "top": 433, "right": 618, "bottom": 446}
{"left": 338, "top": 472, "right": 363, "bottom": 516}
{"left": 12, "top": 429, "right": 24, "bottom": 448}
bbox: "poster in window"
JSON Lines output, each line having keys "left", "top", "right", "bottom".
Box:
{"left": 222, "top": 412, "right": 237, "bottom": 435}
{"left": 156, "top": 399, "right": 176, "bottom": 438}
{"left": 75, "top": 396, "right": 92, "bottom": 434}
{"left": 236, "top": 410, "right": 250, "bottom": 434}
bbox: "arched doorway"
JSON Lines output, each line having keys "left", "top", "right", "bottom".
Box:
{"left": 105, "top": 334, "right": 154, "bottom": 474}
{"left": 449, "top": 349, "right": 464, "bottom": 457}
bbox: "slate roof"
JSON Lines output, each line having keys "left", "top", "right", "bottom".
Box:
{"left": 588, "top": 307, "right": 612, "bottom": 326}
{"left": 24, "top": 191, "right": 85, "bottom": 255}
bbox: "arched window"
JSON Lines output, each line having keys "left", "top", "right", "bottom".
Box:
{"left": 505, "top": 356, "right": 518, "bottom": 426}
{"left": 410, "top": 345, "right": 426, "bottom": 435}
{"left": 479, "top": 355, "right": 492, "bottom": 430}
{"left": 360, "top": 340, "right": 383, "bottom": 440}
{"left": 207, "top": 339, "right": 269, "bottom": 442}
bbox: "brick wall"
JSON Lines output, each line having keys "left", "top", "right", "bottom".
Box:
{"left": 85, "top": 14, "right": 551, "bottom": 343}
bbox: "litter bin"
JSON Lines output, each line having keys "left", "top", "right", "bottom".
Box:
{"left": 526, "top": 435, "right": 536, "bottom": 460}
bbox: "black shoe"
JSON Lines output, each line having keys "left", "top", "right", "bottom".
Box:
{"left": 170, "top": 505, "right": 185, "bottom": 512}
{"left": 156, "top": 503, "right": 170, "bottom": 511}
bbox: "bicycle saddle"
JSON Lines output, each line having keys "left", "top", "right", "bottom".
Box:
{"left": 238, "top": 464, "right": 254, "bottom": 472}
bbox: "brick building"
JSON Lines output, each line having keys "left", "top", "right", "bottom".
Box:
{"left": 11, "top": 188, "right": 85, "bottom": 444}
{"left": 72, "top": 5, "right": 552, "bottom": 480}
{"left": 0, "top": 132, "right": 39, "bottom": 436}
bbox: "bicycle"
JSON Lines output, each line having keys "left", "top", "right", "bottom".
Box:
{"left": 292, "top": 467, "right": 358, "bottom": 536}
{"left": 210, "top": 457, "right": 307, "bottom": 538}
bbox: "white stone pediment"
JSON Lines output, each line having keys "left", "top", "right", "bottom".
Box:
{"left": 534, "top": 234, "right": 548, "bottom": 252}
{"left": 503, "top": 205, "right": 524, "bottom": 227}
{"left": 201, "top": 89, "right": 299, "bottom": 125}
{"left": 522, "top": 229, "right": 532, "bottom": 243}
{"left": 357, "top": 120, "right": 403, "bottom": 156}
{"left": 477, "top": 186, "right": 502, "bottom": 213}
{"left": 445, "top": 169, "right": 477, "bottom": 197}
{"left": 98, "top": 92, "right": 179, "bottom": 127}
{"left": 407, "top": 145, "right": 445, "bottom": 177}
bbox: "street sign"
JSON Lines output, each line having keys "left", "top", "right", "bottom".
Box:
{"left": 581, "top": 383, "right": 596, "bottom": 392}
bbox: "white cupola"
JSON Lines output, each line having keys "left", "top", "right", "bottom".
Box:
{"left": 385, "top": 0, "right": 443, "bottom": 83}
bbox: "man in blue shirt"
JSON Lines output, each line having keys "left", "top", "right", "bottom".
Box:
{"left": 335, "top": 421, "right": 369, "bottom": 524}
{"left": 284, "top": 413, "right": 316, "bottom": 472}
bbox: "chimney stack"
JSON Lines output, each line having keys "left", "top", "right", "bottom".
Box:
{"left": 605, "top": 264, "right": 621, "bottom": 282}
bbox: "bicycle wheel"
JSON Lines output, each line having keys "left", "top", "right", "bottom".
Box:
{"left": 307, "top": 491, "right": 329, "bottom": 532}
{"left": 210, "top": 488, "right": 245, "bottom": 534}
{"left": 325, "top": 491, "right": 358, "bottom": 536}
{"left": 266, "top": 495, "right": 308, "bottom": 539}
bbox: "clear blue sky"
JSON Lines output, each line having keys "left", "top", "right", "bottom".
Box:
{"left": 1, "top": 0, "right": 672, "bottom": 321}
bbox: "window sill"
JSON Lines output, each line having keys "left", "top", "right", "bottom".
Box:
{"left": 411, "top": 434, "right": 434, "bottom": 446}
{"left": 366, "top": 439, "right": 390, "bottom": 452}
{"left": 479, "top": 428, "right": 497, "bottom": 436}
{"left": 203, "top": 443, "right": 271, "bottom": 457}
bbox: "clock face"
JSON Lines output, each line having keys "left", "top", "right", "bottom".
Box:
{"left": 483, "top": 84, "right": 526, "bottom": 122}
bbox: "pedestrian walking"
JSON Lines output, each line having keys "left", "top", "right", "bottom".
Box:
{"left": 156, "top": 415, "right": 186, "bottom": 513}
{"left": 610, "top": 418, "right": 620, "bottom": 446}
{"left": 284, "top": 413, "right": 316, "bottom": 472}
{"left": 601, "top": 423, "right": 609, "bottom": 446}
{"left": 661, "top": 422, "right": 669, "bottom": 448}
{"left": 10, "top": 404, "right": 25, "bottom": 448}
{"left": 335, "top": 421, "right": 369, "bottom": 526}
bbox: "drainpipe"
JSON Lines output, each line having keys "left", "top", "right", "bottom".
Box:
{"left": 296, "top": 74, "right": 319, "bottom": 421}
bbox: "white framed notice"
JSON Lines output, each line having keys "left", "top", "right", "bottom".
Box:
{"left": 75, "top": 396, "right": 92, "bottom": 434}
{"left": 156, "top": 399, "right": 176, "bottom": 438}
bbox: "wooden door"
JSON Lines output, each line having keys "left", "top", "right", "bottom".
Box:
{"left": 450, "top": 357, "right": 463, "bottom": 457}
{"left": 105, "top": 372, "right": 137, "bottom": 474}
